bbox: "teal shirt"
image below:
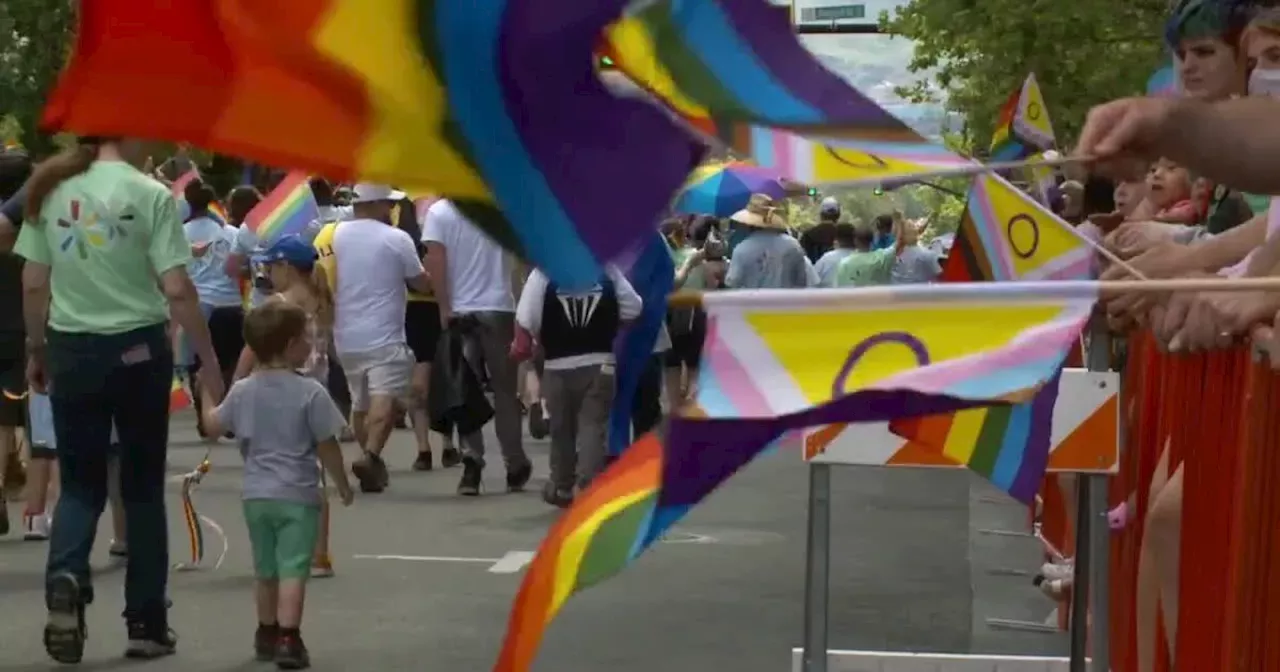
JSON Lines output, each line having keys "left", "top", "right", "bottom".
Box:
{"left": 15, "top": 160, "right": 191, "bottom": 334}
{"left": 834, "top": 248, "right": 896, "bottom": 287}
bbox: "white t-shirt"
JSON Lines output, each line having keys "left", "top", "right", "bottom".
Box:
{"left": 421, "top": 200, "right": 513, "bottom": 313}
{"left": 331, "top": 218, "right": 425, "bottom": 354}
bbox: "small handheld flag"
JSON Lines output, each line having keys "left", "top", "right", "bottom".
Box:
{"left": 244, "top": 172, "right": 320, "bottom": 247}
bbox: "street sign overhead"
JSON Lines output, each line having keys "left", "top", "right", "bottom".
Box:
{"left": 793, "top": 0, "right": 906, "bottom": 31}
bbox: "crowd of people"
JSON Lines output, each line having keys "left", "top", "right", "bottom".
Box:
{"left": 0, "top": 2, "right": 1278, "bottom": 670}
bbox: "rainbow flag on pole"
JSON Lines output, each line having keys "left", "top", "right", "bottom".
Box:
{"left": 244, "top": 172, "right": 319, "bottom": 247}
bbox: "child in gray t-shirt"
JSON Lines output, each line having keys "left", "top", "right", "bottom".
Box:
{"left": 201, "top": 301, "right": 352, "bottom": 669}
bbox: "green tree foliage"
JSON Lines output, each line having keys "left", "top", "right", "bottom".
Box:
{"left": 884, "top": 0, "right": 1170, "bottom": 151}
{"left": 0, "top": 0, "right": 76, "bottom": 157}
{"left": 788, "top": 179, "right": 968, "bottom": 241}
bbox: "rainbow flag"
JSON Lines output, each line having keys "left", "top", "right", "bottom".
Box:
{"left": 497, "top": 281, "right": 1096, "bottom": 670}
{"left": 988, "top": 73, "right": 1056, "bottom": 162}
{"left": 888, "top": 371, "right": 1063, "bottom": 503}
{"left": 38, "top": 0, "right": 706, "bottom": 290}
{"left": 244, "top": 172, "right": 319, "bottom": 247}
{"left": 602, "top": 0, "right": 972, "bottom": 187}
{"left": 1147, "top": 63, "right": 1178, "bottom": 97}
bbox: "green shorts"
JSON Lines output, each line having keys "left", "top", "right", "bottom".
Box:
{"left": 243, "top": 499, "right": 320, "bottom": 580}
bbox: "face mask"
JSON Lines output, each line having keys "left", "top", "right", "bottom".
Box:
{"left": 1248, "top": 68, "right": 1280, "bottom": 97}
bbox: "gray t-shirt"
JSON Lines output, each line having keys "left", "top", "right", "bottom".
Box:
{"left": 891, "top": 245, "right": 943, "bottom": 284}
{"left": 214, "top": 370, "right": 346, "bottom": 505}
{"left": 725, "top": 230, "right": 812, "bottom": 289}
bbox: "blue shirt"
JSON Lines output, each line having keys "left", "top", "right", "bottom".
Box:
{"left": 873, "top": 233, "right": 896, "bottom": 250}
{"left": 184, "top": 216, "right": 242, "bottom": 307}
{"left": 725, "top": 230, "right": 812, "bottom": 289}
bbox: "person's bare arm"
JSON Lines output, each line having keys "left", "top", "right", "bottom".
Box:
{"left": 232, "top": 345, "right": 257, "bottom": 381}
{"left": 0, "top": 213, "right": 16, "bottom": 254}
{"left": 317, "top": 438, "right": 354, "bottom": 504}
{"left": 1156, "top": 98, "right": 1280, "bottom": 194}
{"left": 423, "top": 241, "right": 450, "bottom": 323}
{"left": 161, "top": 267, "right": 224, "bottom": 400}
{"left": 21, "top": 261, "right": 51, "bottom": 354}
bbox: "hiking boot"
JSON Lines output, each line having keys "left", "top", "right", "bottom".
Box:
{"left": 457, "top": 457, "right": 482, "bottom": 496}
{"left": 254, "top": 623, "right": 279, "bottom": 661}
{"left": 541, "top": 482, "right": 574, "bottom": 508}
{"left": 412, "top": 451, "right": 433, "bottom": 472}
{"left": 440, "top": 445, "right": 462, "bottom": 469}
{"left": 44, "top": 572, "right": 86, "bottom": 664}
{"left": 275, "top": 630, "right": 310, "bottom": 669}
{"left": 351, "top": 452, "right": 387, "bottom": 493}
{"left": 125, "top": 619, "right": 177, "bottom": 659}
{"left": 527, "top": 401, "right": 549, "bottom": 439}
{"left": 506, "top": 460, "right": 533, "bottom": 492}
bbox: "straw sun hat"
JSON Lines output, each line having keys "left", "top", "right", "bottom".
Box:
{"left": 729, "top": 193, "right": 788, "bottom": 230}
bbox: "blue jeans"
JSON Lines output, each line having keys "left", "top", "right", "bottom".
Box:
{"left": 45, "top": 323, "right": 171, "bottom": 622}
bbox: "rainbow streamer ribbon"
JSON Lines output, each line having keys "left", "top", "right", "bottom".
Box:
{"left": 244, "top": 171, "right": 320, "bottom": 247}
{"left": 497, "top": 281, "right": 1097, "bottom": 670}
{"left": 175, "top": 456, "right": 211, "bottom": 571}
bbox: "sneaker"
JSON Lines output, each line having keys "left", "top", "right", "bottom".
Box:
{"left": 109, "top": 540, "right": 128, "bottom": 558}
{"left": 351, "top": 452, "right": 387, "bottom": 493}
{"left": 310, "top": 556, "right": 335, "bottom": 579}
{"left": 24, "top": 512, "right": 50, "bottom": 541}
{"left": 125, "top": 619, "right": 178, "bottom": 659}
{"left": 440, "top": 445, "right": 462, "bottom": 469}
{"left": 44, "top": 572, "right": 86, "bottom": 664}
{"left": 528, "top": 401, "right": 549, "bottom": 439}
{"left": 254, "top": 623, "right": 279, "bottom": 661}
{"left": 506, "top": 460, "right": 533, "bottom": 492}
{"left": 0, "top": 493, "right": 8, "bottom": 536}
{"left": 412, "top": 451, "right": 433, "bottom": 472}
{"left": 541, "top": 482, "right": 574, "bottom": 508}
{"left": 457, "top": 457, "right": 482, "bottom": 496}
{"left": 275, "top": 630, "right": 311, "bottom": 670}
{"left": 339, "top": 426, "right": 356, "bottom": 443}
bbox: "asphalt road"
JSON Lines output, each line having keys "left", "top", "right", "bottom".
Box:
{"left": 0, "top": 413, "right": 1066, "bottom": 670}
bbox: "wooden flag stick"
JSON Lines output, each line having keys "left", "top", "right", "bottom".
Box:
{"left": 806, "top": 155, "right": 1093, "bottom": 190}
{"left": 667, "top": 277, "right": 1280, "bottom": 308}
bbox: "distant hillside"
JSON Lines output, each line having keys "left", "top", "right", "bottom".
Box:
{"left": 800, "top": 34, "right": 959, "bottom": 139}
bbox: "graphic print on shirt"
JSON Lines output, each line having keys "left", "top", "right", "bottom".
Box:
{"left": 556, "top": 285, "right": 604, "bottom": 328}
{"left": 56, "top": 198, "right": 128, "bottom": 259}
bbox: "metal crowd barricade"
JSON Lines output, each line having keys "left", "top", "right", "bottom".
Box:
{"left": 793, "top": 322, "right": 1119, "bottom": 671}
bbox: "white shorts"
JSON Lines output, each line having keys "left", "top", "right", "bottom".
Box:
{"left": 338, "top": 343, "right": 414, "bottom": 413}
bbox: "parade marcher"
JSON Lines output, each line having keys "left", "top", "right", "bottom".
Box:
{"left": 331, "top": 185, "right": 434, "bottom": 493}
{"left": 0, "top": 148, "right": 30, "bottom": 536}
{"left": 812, "top": 223, "right": 856, "bottom": 288}
{"left": 200, "top": 300, "right": 353, "bottom": 669}
{"left": 890, "top": 219, "right": 943, "bottom": 285}
{"left": 182, "top": 177, "right": 245, "bottom": 439}
{"left": 665, "top": 216, "right": 725, "bottom": 411}
{"left": 422, "top": 199, "right": 531, "bottom": 496}
{"left": 834, "top": 217, "right": 907, "bottom": 288}
{"left": 725, "top": 194, "right": 812, "bottom": 290}
{"left": 16, "top": 136, "right": 223, "bottom": 662}
{"left": 231, "top": 234, "right": 343, "bottom": 579}
{"left": 512, "top": 263, "right": 641, "bottom": 506}
{"left": 396, "top": 196, "right": 458, "bottom": 471}
{"left": 798, "top": 197, "right": 840, "bottom": 263}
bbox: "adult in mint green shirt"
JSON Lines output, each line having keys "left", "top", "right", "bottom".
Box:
{"left": 14, "top": 137, "right": 219, "bottom": 662}
{"left": 834, "top": 221, "right": 905, "bottom": 288}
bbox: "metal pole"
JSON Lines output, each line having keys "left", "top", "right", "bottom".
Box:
{"left": 1085, "top": 327, "right": 1113, "bottom": 670}
{"left": 801, "top": 463, "right": 832, "bottom": 672}
{"left": 1068, "top": 476, "right": 1093, "bottom": 672}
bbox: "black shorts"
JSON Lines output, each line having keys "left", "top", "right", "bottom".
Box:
{"left": 193, "top": 306, "right": 245, "bottom": 384}
{"left": 0, "top": 348, "right": 25, "bottom": 428}
{"left": 405, "top": 301, "right": 442, "bottom": 364}
{"left": 665, "top": 308, "right": 706, "bottom": 370}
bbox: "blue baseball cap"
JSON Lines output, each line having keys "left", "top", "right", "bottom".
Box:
{"left": 252, "top": 235, "right": 318, "bottom": 269}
